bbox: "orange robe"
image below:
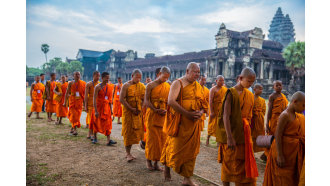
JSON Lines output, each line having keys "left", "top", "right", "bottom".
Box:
{"left": 31, "top": 82, "right": 45, "bottom": 113}
{"left": 161, "top": 81, "right": 208, "bottom": 177}
{"left": 55, "top": 82, "right": 68, "bottom": 117}
{"left": 251, "top": 96, "right": 266, "bottom": 152}
{"left": 68, "top": 80, "right": 86, "bottom": 128}
{"left": 298, "top": 158, "right": 305, "bottom": 186}
{"left": 201, "top": 86, "right": 209, "bottom": 130}
{"left": 93, "top": 83, "right": 114, "bottom": 136}
{"left": 112, "top": 83, "right": 123, "bottom": 117}
{"left": 268, "top": 93, "right": 288, "bottom": 135}
{"left": 86, "top": 81, "right": 99, "bottom": 128}
{"left": 46, "top": 81, "right": 57, "bottom": 113}
{"left": 121, "top": 82, "right": 146, "bottom": 146}
{"left": 218, "top": 88, "right": 257, "bottom": 185}
{"left": 263, "top": 113, "right": 305, "bottom": 186}
{"left": 145, "top": 82, "right": 170, "bottom": 161}
{"left": 208, "top": 86, "right": 227, "bottom": 137}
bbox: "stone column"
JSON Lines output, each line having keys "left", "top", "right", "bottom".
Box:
{"left": 260, "top": 60, "right": 264, "bottom": 79}
{"left": 268, "top": 62, "right": 274, "bottom": 83}
{"left": 230, "top": 63, "right": 235, "bottom": 78}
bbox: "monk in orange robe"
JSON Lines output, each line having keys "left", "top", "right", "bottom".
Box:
{"left": 84, "top": 71, "right": 100, "bottom": 139}
{"left": 206, "top": 75, "right": 227, "bottom": 146}
{"left": 120, "top": 69, "right": 146, "bottom": 162}
{"left": 216, "top": 67, "right": 258, "bottom": 186}
{"left": 161, "top": 62, "right": 208, "bottom": 186}
{"left": 63, "top": 71, "right": 86, "bottom": 136}
{"left": 91, "top": 72, "right": 117, "bottom": 146}
{"left": 54, "top": 75, "right": 68, "bottom": 124}
{"left": 144, "top": 66, "right": 171, "bottom": 171}
{"left": 112, "top": 77, "right": 123, "bottom": 124}
{"left": 251, "top": 83, "right": 266, "bottom": 153}
{"left": 263, "top": 80, "right": 288, "bottom": 160}
{"left": 45, "top": 73, "right": 57, "bottom": 122}
{"left": 28, "top": 75, "right": 45, "bottom": 119}
{"left": 199, "top": 75, "right": 209, "bottom": 131}
{"left": 263, "top": 91, "right": 305, "bottom": 186}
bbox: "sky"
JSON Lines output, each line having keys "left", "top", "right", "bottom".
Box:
{"left": 26, "top": 0, "right": 305, "bottom": 68}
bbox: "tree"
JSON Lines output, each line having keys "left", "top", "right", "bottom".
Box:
{"left": 69, "top": 60, "right": 84, "bottom": 75}
{"left": 56, "top": 62, "right": 70, "bottom": 76}
{"left": 283, "top": 41, "right": 305, "bottom": 79}
{"left": 42, "top": 57, "right": 63, "bottom": 74}
{"left": 41, "top": 44, "right": 50, "bottom": 63}
{"left": 26, "top": 66, "right": 43, "bottom": 77}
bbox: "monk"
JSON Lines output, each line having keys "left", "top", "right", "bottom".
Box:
{"left": 145, "top": 77, "right": 152, "bottom": 84}
{"left": 251, "top": 83, "right": 267, "bottom": 153}
{"left": 120, "top": 69, "right": 146, "bottom": 162}
{"left": 263, "top": 80, "right": 288, "bottom": 161}
{"left": 144, "top": 66, "right": 171, "bottom": 171}
{"left": 84, "top": 71, "right": 100, "bottom": 139}
{"left": 199, "top": 75, "right": 209, "bottom": 131}
{"left": 112, "top": 77, "right": 123, "bottom": 124}
{"left": 206, "top": 75, "right": 227, "bottom": 146}
{"left": 28, "top": 75, "right": 45, "bottom": 119}
{"left": 45, "top": 73, "right": 57, "bottom": 122}
{"left": 216, "top": 67, "right": 258, "bottom": 186}
{"left": 54, "top": 75, "right": 68, "bottom": 124}
{"left": 91, "top": 72, "right": 117, "bottom": 146}
{"left": 161, "top": 62, "right": 208, "bottom": 186}
{"left": 263, "top": 91, "right": 305, "bottom": 186}
{"left": 63, "top": 71, "right": 86, "bottom": 136}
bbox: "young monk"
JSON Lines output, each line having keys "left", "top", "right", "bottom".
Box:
{"left": 263, "top": 80, "right": 288, "bottom": 160}
{"left": 206, "top": 75, "right": 227, "bottom": 146}
{"left": 144, "top": 66, "right": 171, "bottom": 171}
{"left": 161, "top": 62, "right": 208, "bottom": 186}
{"left": 199, "top": 75, "right": 209, "bottom": 131}
{"left": 112, "top": 77, "right": 123, "bottom": 124}
{"left": 91, "top": 72, "right": 117, "bottom": 146}
{"left": 251, "top": 83, "right": 266, "bottom": 153}
{"left": 63, "top": 71, "right": 86, "bottom": 136}
{"left": 28, "top": 75, "right": 45, "bottom": 119}
{"left": 216, "top": 67, "right": 258, "bottom": 186}
{"left": 263, "top": 91, "right": 305, "bottom": 186}
{"left": 45, "top": 73, "right": 57, "bottom": 122}
{"left": 84, "top": 71, "right": 100, "bottom": 139}
{"left": 120, "top": 69, "right": 146, "bottom": 162}
{"left": 54, "top": 75, "right": 68, "bottom": 124}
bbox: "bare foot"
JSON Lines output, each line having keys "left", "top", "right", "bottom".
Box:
{"left": 50, "top": 118, "right": 55, "bottom": 121}
{"left": 205, "top": 139, "right": 209, "bottom": 146}
{"left": 154, "top": 164, "right": 164, "bottom": 171}
{"left": 28, "top": 113, "right": 32, "bottom": 118}
{"left": 164, "top": 166, "right": 172, "bottom": 181}
{"left": 146, "top": 160, "right": 154, "bottom": 171}
{"left": 55, "top": 121, "right": 59, "bottom": 125}
{"left": 36, "top": 117, "right": 43, "bottom": 119}
{"left": 182, "top": 177, "right": 198, "bottom": 186}
{"left": 47, "top": 118, "right": 52, "bottom": 122}
{"left": 127, "top": 154, "right": 134, "bottom": 162}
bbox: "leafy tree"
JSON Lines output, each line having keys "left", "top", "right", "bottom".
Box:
{"left": 283, "top": 41, "right": 305, "bottom": 78}
{"left": 26, "top": 66, "right": 43, "bottom": 77}
{"left": 56, "top": 62, "right": 70, "bottom": 76}
{"left": 41, "top": 44, "right": 50, "bottom": 62}
{"left": 69, "top": 60, "right": 84, "bottom": 75}
{"left": 42, "top": 57, "right": 63, "bottom": 74}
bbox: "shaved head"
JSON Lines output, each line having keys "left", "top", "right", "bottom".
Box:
{"left": 240, "top": 67, "right": 256, "bottom": 78}
{"left": 273, "top": 80, "right": 282, "bottom": 85}
{"left": 291, "top": 91, "right": 305, "bottom": 102}
{"left": 216, "top": 75, "right": 224, "bottom": 80}
{"left": 160, "top": 66, "right": 171, "bottom": 74}
{"left": 186, "top": 62, "right": 199, "bottom": 70}
{"left": 254, "top": 83, "right": 263, "bottom": 89}
{"left": 132, "top": 69, "right": 142, "bottom": 76}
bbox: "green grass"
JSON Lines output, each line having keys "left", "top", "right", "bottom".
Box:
{"left": 26, "top": 86, "right": 31, "bottom": 96}
{"left": 26, "top": 160, "right": 60, "bottom": 186}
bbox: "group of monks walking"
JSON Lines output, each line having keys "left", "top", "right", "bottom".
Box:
{"left": 28, "top": 62, "right": 305, "bottom": 186}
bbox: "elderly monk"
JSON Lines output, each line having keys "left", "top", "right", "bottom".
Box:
{"left": 144, "top": 66, "right": 171, "bottom": 171}
{"left": 161, "top": 62, "right": 208, "bottom": 186}
{"left": 112, "top": 77, "right": 123, "bottom": 124}
{"left": 263, "top": 91, "right": 305, "bottom": 186}
{"left": 84, "top": 71, "right": 100, "bottom": 139}
{"left": 199, "top": 75, "right": 209, "bottom": 131}
{"left": 63, "top": 71, "right": 86, "bottom": 136}
{"left": 45, "top": 73, "right": 57, "bottom": 122}
{"left": 120, "top": 69, "right": 146, "bottom": 162}
{"left": 263, "top": 80, "right": 288, "bottom": 161}
{"left": 216, "top": 67, "right": 258, "bottom": 186}
{"left": 53, "top": 75, "right": 68, "bottom": 124}
{"left": 28, "top": 75, "right": 45, "bottom": 119}
{"left": 206, "top": 75, "right": 227, "bottom": 146}
{"left": 91, "top": 72, "right": 117, "bottom": 146}
{"left": 251, "top": 83, "right": 266, "bottom": 153}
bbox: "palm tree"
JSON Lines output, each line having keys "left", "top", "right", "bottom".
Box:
{"left": 283, "top": 41, "right": 305, "bottom": 81}
{"left": 41, "top": 44, "right": 50, "bottom": 63}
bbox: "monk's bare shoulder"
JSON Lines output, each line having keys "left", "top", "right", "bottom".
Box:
{"left": 269, "top": 93, "right": 276, "bottom": 102}
{"left": 122, "top": 81, "right": 132, "bottom": 90}
{"left": 146, "top": 81, "right": 158, "bottom": 90}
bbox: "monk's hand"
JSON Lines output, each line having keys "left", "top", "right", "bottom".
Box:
{"left": 132, "top": 108, "right": 139, "bottom": 115}
{"left": 95, "top": 111, "right": 99, "bottom": 118}
{"left": 187, "top": 110, "right": 202, "bottom": 121}
{"left": 227, "top": 137, "right": 236, "bottom": 150}
{"left": 266, "top": 124, "right": 270, "bottom": 133}
{"left": 276, "top": 155, "right": 285, "bottom": 167}
{"left": 210, "top": 112, "right": 215, "bottom": 118}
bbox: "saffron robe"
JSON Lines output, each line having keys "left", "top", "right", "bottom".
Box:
{"left": 86, "top": 81, "right": 99, "bottom": 127}
{"left": 160, "top": 81, "right": 208, "bottom": 177}
{"left": 268, "top": 93, "right": 288, "bottom": 135}
{"left": 251, "top": 96, "right": 266, "bottom": 152}
{"left": 145, "top": 82, "right": 170, "bottom": 161}
{"left": 31, "top": 82, "right": 45, "bottom": 113}
{"left": 201, "top": 86, "right": 209, "bottom": 130}
{"left": 55, "top": 82, "right": 68, "bottom": 117}
{"left": 113, "top": 83, "right": 123, "bottom": 117}
{"left": 46, "top": 81, "right": 57, "bottom": 113}
{"left": 68, "top": 80, "right": 86, "bottom": 128}
{"left": 263, "top": 113, "right": 305, "bottom": 186}
{"left": 208, "top": 86, "right": 227, "bottom": 137}
{"left": 121, "top": 82, "right": 146, "bottom": 146}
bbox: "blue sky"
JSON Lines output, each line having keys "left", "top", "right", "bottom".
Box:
{"left": 27, "top": 0, "right": 305, "bottom": 67}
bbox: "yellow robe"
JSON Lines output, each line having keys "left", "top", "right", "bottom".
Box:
{"left": 86, "top": 81, "right": 99, "bottom": 127}
{"left": 268, "top": 93, "right": 288, "bottom": 135}
{"left": 31, "top": 83, "right": 45, "bottom": 113}
{"left": 160, "top": 81, "right": 208, "bottom": 177}
{"left": 68, "top": 80, "right": 86, "bottom": 128}
{"left": 251, "top": 96, "right": 266, "bottom": 152}
{"left": 145, "top": 82, "right": 170, "bottom": 161}
{"left": 46, "top": 81, "right": 57, "bottom": 113}
{"left": 201, "top": 86, "right": 209, "bottom": 130}
{"left": 121, "top": 82, "right": 146, "bottom": 146}
{"left": 208, "top": 86, "right": 227, "bottom": 137}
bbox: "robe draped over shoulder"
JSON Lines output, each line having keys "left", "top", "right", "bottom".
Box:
{"left": 31, "top": 83, "right": 45, "bottom": 113}
{"left": 55, "top": 82, "right": 68, "bottom": 117}
{"left": 208, "top": 86, "right": 227, "bottom": 137}
{"left": 113, "top": 83, "right": 123, "bottom": 117}
{"left": 251, "top": 96, "right": 266, "bottom": 152}
{"left": 68, "top": 80, "right": 86, "bottom": 128}
{"left": 46, "top": 81, "right": 57, "bottom": 113}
